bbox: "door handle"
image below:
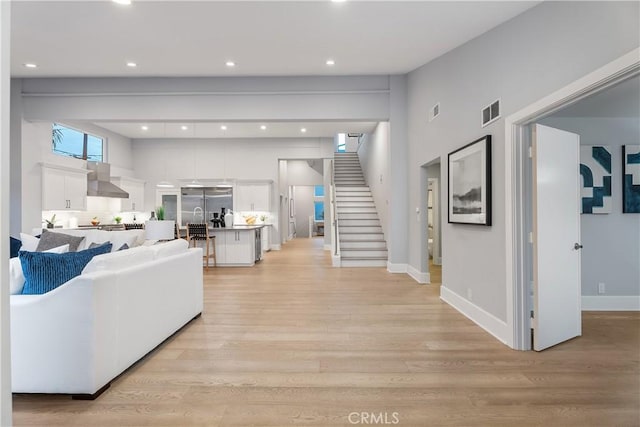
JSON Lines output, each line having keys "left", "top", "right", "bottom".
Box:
{"left": 574, "top": 243, "right": 583, "bottom": 250}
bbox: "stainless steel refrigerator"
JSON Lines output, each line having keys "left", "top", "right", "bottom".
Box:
{"left": 181, "top": 187, "right": 233, "bottom": 226}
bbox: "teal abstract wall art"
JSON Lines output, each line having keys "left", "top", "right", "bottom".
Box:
{"left": 623, "top": 145, "right": 640, "bottom": 213}
{"left": 580, "top": 145, "right": 612, "bottom": 214}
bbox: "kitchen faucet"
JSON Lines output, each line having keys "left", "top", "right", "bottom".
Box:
{"left": 193, "top": 206, "right": 204, "bottom": 222}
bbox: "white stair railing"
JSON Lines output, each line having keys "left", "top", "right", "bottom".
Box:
{"left": 330, "top": 159, "right": 340, "bottom": 264}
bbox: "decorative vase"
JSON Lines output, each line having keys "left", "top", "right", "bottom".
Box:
{"left": 224, "top": 211, "right": 234, "bottom": 228}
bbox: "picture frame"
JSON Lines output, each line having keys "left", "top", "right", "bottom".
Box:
{"left": 622, "top": 144, "right": 640, "bottom": 213}
{"left": 448, "top": 135, "right": 492, "bottom": 226}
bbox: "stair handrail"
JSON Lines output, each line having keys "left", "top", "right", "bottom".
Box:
{"left": 330, "top": 158, "right": 340, "bottom": 258}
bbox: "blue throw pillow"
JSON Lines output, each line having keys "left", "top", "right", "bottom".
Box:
{"left": 19, "top": 243, "right": 113, "bottom": 295}
{"left": 10, "top": 237, "right": 22, "bottom": 258}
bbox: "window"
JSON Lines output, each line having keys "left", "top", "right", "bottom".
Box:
{"left": 52, "top": 123, "right": 104, "bottom": 162}
{"left": 314, "top": 201, "right": 324, "bottom": 221}
{"left": 314, "top": 185, "right": 324, "bottom": 221}
{"left": 337, "top": 133, "right": 346, "bottom": 152}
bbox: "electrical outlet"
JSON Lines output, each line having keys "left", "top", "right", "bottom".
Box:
{"left": 598, "top": 282, "right": 606, "bottom": 295}
{"left": 467, "top": 288, "right": 473, "bottom": 301}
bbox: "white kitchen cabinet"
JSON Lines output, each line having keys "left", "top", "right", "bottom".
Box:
{"left": 42, "top": 164, "right": 88, "bottom": 211}
{"left": 261, "top": 226, "right": 270, "bottom": 252}
{"left": 235, "top": 183, "right": 271, "bottom": 212}
{"left": 210, "top": 229, "right": 255, "bottom": 266}
{"left": 112, "top": 177, "right": 145, "bottom": 212}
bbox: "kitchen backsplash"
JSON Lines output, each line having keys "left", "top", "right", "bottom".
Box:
{"left": 42, "top": 197, "right": 152, "bottom": 229}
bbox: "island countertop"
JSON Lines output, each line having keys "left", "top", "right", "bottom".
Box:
{"left": 209, "top": 225, "right": 265, "bottom": 231}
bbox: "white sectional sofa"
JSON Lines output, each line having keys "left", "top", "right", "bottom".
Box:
{"left": 10, "top": 235, "right": 203, "bottom": 399}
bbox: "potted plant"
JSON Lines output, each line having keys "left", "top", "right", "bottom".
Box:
{"left": 156, "top": 206, "right": 165, "bottom": 221}
{"left": 43, "top": 214, "right": 56, "bottom": 229}
{"left": 114, "top": 216, "right": 122, "bottom": 224}
{"left": 145, "top": 206, "right": 175, "bottom": 240}
{"left": 91, "top": 217, "right": 100, "bottom": 226}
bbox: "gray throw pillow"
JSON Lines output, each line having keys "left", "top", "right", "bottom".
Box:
{"left": 89, "top": 241, "right": 111, "bottom": 249}
{"left": 36, "top": 230, "right": 85, "bottom": 252}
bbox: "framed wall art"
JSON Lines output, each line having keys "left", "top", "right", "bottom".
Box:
{"left": 448, "top": 135, "right": 492, "bottom": 226}
{"left": 580, "top": 145, "right": 612, "bottom": 214}
{"left": 623, "top": 144, "right": 640, "bottom": 213}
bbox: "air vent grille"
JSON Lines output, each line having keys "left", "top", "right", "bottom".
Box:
{"left": 429, "top": 102, "right": 440, "bottom": 122}
{"left": 481, "top": 99, "right": 501, "bottom": 127}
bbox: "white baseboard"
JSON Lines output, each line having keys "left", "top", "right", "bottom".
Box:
{"left": 332, "top": 255, "right": 341, "bottom": 267}
{"left": 271, "top": 244, "right": 282, "bottom": 251}
{"left": 323, "top": 244, "right": 331, "bottom": 251}
{"left": 407, "top": 265, "right": 429, "bottom": 284}
{"left": 582, "top": 296, "right": 640, "bottom": 311}
{"left": 440, "top": 286, "right": 510, "bottom": 345}
{"left": 387, "top": 262, "right": 407, "bottom": 274}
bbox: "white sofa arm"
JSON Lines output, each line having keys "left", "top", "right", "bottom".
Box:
{"left": 10, "top": 271, "right": 118, "bottom": 395}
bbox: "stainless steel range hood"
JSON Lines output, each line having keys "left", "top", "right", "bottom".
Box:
{"left": 87, "top": 162, "right": 129, "bottom": 199}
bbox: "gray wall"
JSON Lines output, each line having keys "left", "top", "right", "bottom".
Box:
{"left": 539, "top": 117, "right": 640, "bottom": 297}
{"left": 358, "top": 122, "right": 390, "bottom": 240}
{"left": 406, "top": 1, "right": 640, "bottom": 321}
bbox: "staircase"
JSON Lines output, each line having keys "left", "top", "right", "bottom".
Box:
{"left": 334, "top": 152, "right": 388, "bottom": 267}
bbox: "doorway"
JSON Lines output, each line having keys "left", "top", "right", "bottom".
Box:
{"left": 421, "top": 159, "right": 442, "bottom": 285}
{"left": 505, "top": 50, "right": 639, "bottom": 350}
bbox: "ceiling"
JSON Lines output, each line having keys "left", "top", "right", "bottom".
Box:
{"left": 552, "top": 75, "right": 640, "bottom": 118}
{"left": 93, "top": 121, "right": 378, "bottom": 139}
{"left": 11, "top": 1, "right": 539, "bottom": 78}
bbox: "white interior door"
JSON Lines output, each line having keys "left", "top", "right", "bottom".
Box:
{"left": 532, "top": 124, "right": 582, "bottom": 351}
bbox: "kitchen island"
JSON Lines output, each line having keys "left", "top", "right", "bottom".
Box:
{"left": 209, "top": 225, "right": 263, "bottom": 267}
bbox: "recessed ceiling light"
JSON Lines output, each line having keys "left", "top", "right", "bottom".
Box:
{"left": 220, "top": 125, "right": 227, "bottom": 131}
{"left": 23, "top": 63, "right": 37, "bottom": 68}
{"left": 181, "top": 125, "right": 188, "bottom": 131}
{"left": 332, "top": 0, "right": 346, "bottom": 3}
{"left": 225, "top": 61, "right": 236, "bottom": 67}
{"left": 301, "top": 128, "right": 307, "bottom": 133}
{"left": 112, "top": 0, "right": 132, "bottom": 5}
{"left": 326, "top": 59, "right": 336, "bottom": 66}
{"left": 260, "top": 125, "right": 267, "bottom": 130}
{"left": 126, "top": 62, "right": 137, "bottom": 68}
{"left": 141, "top": 125, "right": 149, "bottom": 131}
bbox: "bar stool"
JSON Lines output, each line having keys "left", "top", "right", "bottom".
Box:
{"left": 175, "top": 223, "right": 186, "bottom": 241}
{"left": 124, "top": 223, "right": 144, "bottom": 230}
{"left": 186, "top": 223, "right": 216, "bottom": 268}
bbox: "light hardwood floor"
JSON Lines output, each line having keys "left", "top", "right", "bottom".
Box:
{"left": 13, "top": 238, "right": 640, "bottom": 426}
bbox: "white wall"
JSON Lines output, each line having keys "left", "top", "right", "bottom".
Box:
{"left": 357, "top": 122, "right": 390, "bottom": 240}
{"left": 293, "top": 186, "right": 315, "bottom": 238}
{"left": 0, "top": 1, "right": 12, "bottom": 423}
{"left": 539, "top": 117, "right": 640, "bottom": 297}
{"left": 286, "top": 160, "right": 324, "bottom": 186}
{"left": 19, "top": 120, "right": 134, "bottom": 233}
{"left": 406, "top": 1, "right": 640, "bottom": 323}
{"left": 388, "top": 76, "right": 409, "bottom": 268}
{"left": 10, "top": 80, "right": 22, "bottom": 237}
{"left": 132, "top": 137, "right": 333, "bottom": 245}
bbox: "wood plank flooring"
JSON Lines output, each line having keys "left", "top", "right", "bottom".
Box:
{"left": 12, "top": 238, "right": 640, "bottom": 426}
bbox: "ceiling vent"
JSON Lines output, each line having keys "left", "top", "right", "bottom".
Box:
{"left": 347, "top": 133, "right": 363, "bottom": 138}
{"left": 481, "top": 99, "right": 500, "bottom": 127}
{"left": 429, "top": 102, "right": 440, "bottom": 122}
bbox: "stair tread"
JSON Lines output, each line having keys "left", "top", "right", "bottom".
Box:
{"left": 341, "top": 248, "right": 388, "bottom": 252}
{"left": 340, "top": 255, "right": 388, "bottom": 260}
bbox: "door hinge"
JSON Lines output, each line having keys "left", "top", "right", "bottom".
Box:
{"left": 528, "top": 146, "right": 533, "bottom": 158}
